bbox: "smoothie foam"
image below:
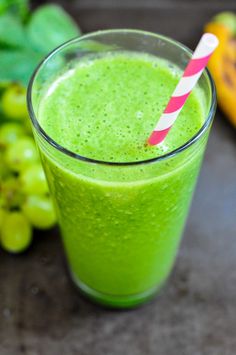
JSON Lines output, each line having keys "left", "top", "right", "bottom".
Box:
{"left": 38, "top": 52, "right": 204, "bottom": 163}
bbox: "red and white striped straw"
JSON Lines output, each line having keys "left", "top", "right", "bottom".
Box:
{"left": 148, "top": 33, "right": 219, "bottom": 146}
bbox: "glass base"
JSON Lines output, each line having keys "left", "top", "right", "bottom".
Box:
{"left": 70, "top": 272, "right": 162, "bottom": 309}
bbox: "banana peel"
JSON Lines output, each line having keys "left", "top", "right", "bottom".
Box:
{"left": 204, "top": 12, "right": 236, "bottom": 127}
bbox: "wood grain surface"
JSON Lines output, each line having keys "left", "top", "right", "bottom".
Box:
{"left": 1, "top": 1, "right": 236, "bottom": 354}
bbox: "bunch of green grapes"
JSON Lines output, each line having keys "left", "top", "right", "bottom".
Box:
{"left": 0, "top": 83, "right": 56, "bottom": 254}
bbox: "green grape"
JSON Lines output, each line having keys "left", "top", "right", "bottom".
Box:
{"left": 0, "top": 81, "right": 10, "bottom": 90}
{"left": 0, "top": 158, "right": 11, "bottom": 181}
{"left": 0, "top": 208, "right": 6, "bottom": 231}
{"left": 0, "top": 123, "right": 25, "bottom": 148}
{"left": 1, "top": 84, "right": 28, "bottom": 121}
{"left": 5, "top": 137, "right": 39, "bottom": 172}
{"left": 1, "top": 176, "right": 23, "bottom": 209}
{"left": 22, "top": 195, "right": 56, "bottom": 230}
{"left": 0, "top": 195, "right": 7, "bottom": 209}
{"left": 0, "top": 211, "right": 32, "bottom": 253}
{"left": 20, "top": 163, "right": 49, "bottom": 195}
{"left": 0, "top": 151, "right": 8, "bottom": 180}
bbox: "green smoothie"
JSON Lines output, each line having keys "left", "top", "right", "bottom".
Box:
{"left": 36, "top": 52, "right": 207, "bottom": 307}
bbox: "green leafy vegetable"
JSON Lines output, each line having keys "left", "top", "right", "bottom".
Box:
{"left": 0, "top": 50, "right": 43, "bottom": 86}
{"left": 0, "top": 14, "right": 27, "bottom": 49}
{"left": 0, "top": 3, "right": 81, "bottom": 86}
{"left": 27, "top": 4, "right": 81, "bottom": 54}
{"left": 0, "top": 0, "right": 29, "bottom": 21}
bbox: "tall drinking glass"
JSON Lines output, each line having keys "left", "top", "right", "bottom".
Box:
{"left": 27, "top": 30, "right": 216, "bottom": 308}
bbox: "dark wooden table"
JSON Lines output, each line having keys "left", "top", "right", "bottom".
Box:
{"left": 1, "top": 1, "right": 236, "bottom": 354}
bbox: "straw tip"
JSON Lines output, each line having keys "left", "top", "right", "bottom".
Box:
{"left": 202, "top": 33, "right": 219, "bottom": 49}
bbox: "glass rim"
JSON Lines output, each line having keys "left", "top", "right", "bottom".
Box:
{"left": 27, "top": 28, "right": 217, "bottom": 167}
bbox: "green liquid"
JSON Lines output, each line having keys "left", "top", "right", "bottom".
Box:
{"left": 38, "top": 52, "right": 206, "bottom": 307}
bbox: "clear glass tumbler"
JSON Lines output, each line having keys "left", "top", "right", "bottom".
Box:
{"left": 27, "top": 30, "right": 216, "bottom": 308}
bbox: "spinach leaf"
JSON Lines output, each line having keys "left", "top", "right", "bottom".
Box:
{"left": 0, "top": 14, "right": 27, "bottom": 49}
{"left": 0, "top": 50, "right": 43, "bottom": 86}
{"left": 0, "top": 0, "right": 29, "bottom": 21}
{"left": 26, "top": 4, "right": 81, "bottom": 54}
